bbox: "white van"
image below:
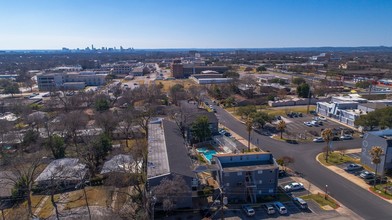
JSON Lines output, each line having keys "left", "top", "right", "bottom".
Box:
{"left": 274, "top": 202, "right": 287, "bottom": 214}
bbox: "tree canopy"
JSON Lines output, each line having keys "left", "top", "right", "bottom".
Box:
{"left": 297, "top": 83, "right": 310, "bottom": 98}
{"left": 355, "top": 81, "right": 372, "bottom": 89}
{"left": 191, "top": 115, "right": 211, "bottom": 143}
{"left": 355, "top": 107, "right": 392, "bottom": 130}
{"left": 256, "top": 66, "right": 267, "bottom": 72}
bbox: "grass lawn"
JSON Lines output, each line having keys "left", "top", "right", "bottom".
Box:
{"left": 36, "top": 195, "right": 60, "bottom": 219}
{"left": 154, "top": 79, "right": 195, "bottom": 92}
{"left": 301, "top": 193, "right": 339, "bottom": 209}
{"left": 226, "top": 105, "right": 316, "bottom": 119}
{"left": 263, "top": 105, "right": 317, "bottom": 117}
{"left": 63, "top": 186, "right": 111, "bottom": 210}
{"left": 317, "top": 152, "right": 356, "bottom": 166}
{"left": 369, "top": 184, "right": 392, "bottom": 200}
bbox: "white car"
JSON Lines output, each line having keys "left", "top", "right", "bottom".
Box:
{"left": 313, "top": 137, "right": 324, "bottom": 142}
{"left": 303, "top": 121, "right": 312, "bottom": 127}
{"left": 242, "top": 205, "right": 255, "bottom": 216}
{"left": 319, "top": 116, "right": 327, "bottom": 121}
{"left": 340, "top": 135, "right": 353, "bottom": 140}
{"left": 284, "top": 182, "right": 304, "bottom": 192}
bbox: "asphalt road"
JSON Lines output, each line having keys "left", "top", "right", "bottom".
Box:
{"left": 211, "top": 100, "right": 392, "bottom": 220}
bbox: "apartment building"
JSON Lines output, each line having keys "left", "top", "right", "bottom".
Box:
{"left": 212, "top": 152, "right": 279, "bottom": 203}
{"left": 361, "top": 130, "right": 392, "bottom": 175}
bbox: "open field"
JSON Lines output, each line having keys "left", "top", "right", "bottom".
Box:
{"left": 154, "top": 79, "right": 196, "bottom": 92}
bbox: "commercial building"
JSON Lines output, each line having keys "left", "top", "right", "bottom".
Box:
{"left": 37, "top": 71, "right": 107, "bottom": 91}
{"left": 171, "top": 61, "right": 228, "bottom": 78}
{"left": 361, "top": 130, "right": 392, "bottom": 175}
{"left": 190, "top": 73, "right": 233, "bottom": 84}
{"left": 316, "top": 95, "right": 392, "bottom": 127}
{"left": 211, "top": 152, "right": 279, "bottom": 203}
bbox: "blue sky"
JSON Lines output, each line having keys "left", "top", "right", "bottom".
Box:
{"left": 0, "top": 0, "right": 391, "bottom": 49}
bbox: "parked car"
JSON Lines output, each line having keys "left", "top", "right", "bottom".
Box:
{"left": 344, "top": 163, "right": 363, "bottom": 171}
{"left": 293, "top": 197, "right": 308, "bottom": 209}
{"left": 365, "top": 177, "right": 388, "bottom": 185}
{"left": 310, "top": 120, "right": 319, "bottom": 127}
{"left": 304, "top": 121, "right": 312, "bottom": 127}
{"left": 242, "top": 205, "right": 255, "bottom": 216}
{"left": 278, "top": 170, "right": 287, "bottom": 178}
{"left": 332, "top": 136, "right": 341, "bottom": 141}
{"left": 284, "top": 182, "right": 304, "bottom": 192}
{"left": 313, "top": 137, "right": 324, "bottom": 142}
{"left": 319, "top": 116, "right": 327, "bottom": 121}
{"left": 340, "top": 135, "right": 353, "bottom": 140}
{"left": 263, "top": 204, "right": 275, "bottom": 215}
{"left": 274, "top": 202, "right": 287, "bottom": 214}
{"left": 360, "top": 171, "right": 375, "bottom": 179}
{"left": 224, "top": 132, "right": 232, "bottom": 137}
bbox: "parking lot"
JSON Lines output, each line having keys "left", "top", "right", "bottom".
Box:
{"left": 280, "top": 114, "right": 357, "bottom": 142}
{"left": 218, "top": 175, "right": 338, "bottom": 219}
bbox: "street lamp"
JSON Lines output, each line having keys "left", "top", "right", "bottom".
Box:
{"left": 325, "top": 185, "right": 328, "bottom": 199}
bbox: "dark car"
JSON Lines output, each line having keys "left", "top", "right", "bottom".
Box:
{"left": 332, "top": 136, "right": 341, "bottom": 141}
{"left": 278, "top": 170, "right": 287, "bottom": 178}
{"left": 365, "top": 177, "right": 388, "bottom": 185}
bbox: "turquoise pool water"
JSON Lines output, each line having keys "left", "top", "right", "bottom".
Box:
{"left": 196, "top": 148, "right": 217, "bottom": 162}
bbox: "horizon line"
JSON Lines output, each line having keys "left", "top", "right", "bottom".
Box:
{"left": 1, "top": 45, "right": 392, "bottom": 51}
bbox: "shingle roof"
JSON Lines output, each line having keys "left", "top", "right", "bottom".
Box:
{"left": 35, "top": 158, "right": 87, "bottom": 182}
{"left": 162, "top": 120, "right": 195, "bottom": 178}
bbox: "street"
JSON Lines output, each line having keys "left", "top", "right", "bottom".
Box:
{"left": 212, "top": 100, "right": 392, "bottom": 220}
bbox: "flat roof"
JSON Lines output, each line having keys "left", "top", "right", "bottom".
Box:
{"left": 147, "top": 119, "right": 194, "bottom": 179}
{"left": 147, "top": 120, "right": 170, "bottom": 178}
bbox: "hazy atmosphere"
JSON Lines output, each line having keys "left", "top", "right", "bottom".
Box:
{"left": 1, "top": 0, "right": 392, "bottom": 49}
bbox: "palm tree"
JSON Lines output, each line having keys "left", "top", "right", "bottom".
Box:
{"left": 369, "top": 146, "right": 384, "bottom": 188}
{"left": 276, "top": 120, "right": 286, "bottom": 139}
{"left": 321, "top": 128, "right": 334, "bottom": 163}
{"left": 245, "top": 117, "right": 253, "bottom": 152}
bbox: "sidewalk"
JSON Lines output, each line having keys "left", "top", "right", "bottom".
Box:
{"left": 316, "top": 150, "right": 392, "bottom": 205}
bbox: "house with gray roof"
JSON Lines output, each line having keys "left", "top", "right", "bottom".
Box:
{"left": 35, "top": 158, "right": 88, "bottom": 191}
{"left": 211, "top": 152, "right": 279, "bottom": 203}
{"left": 147, "top": 119, "right": 198, "bottom": 209}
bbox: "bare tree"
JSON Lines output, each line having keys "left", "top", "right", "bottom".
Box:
{"left": 4, "top": 157, "right": 42, "bottom": 219}
{"left": 94, "top": 111, "right": 120, "bottom": 139}
{"left": 58, "top": 110, "right": 88, "bottom": 152}
{"left": 151, "top": 175, "right": 190, "bottom": 216}
{"left": 117, "top": 110, "right": 136, "bottom": 148}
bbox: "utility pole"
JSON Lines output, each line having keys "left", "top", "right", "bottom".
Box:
{"left": 307, "top": 78, "right": 314, "bottom": 114}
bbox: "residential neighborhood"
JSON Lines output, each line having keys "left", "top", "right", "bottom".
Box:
{"left": 1, "top": 46, "right": 392, "bottom": 220}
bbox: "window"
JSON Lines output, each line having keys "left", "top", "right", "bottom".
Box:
{"left": 226, "top": 183, "right": 230, "bottom": 187}
{"left": 257, "top": 170, "right": 263, "bottom": 174}
{"left": 269, "top": 179, "right": 273, "bottom": 183}
{"left": 259, "top": 180, "right": 262, "bottom": 184}
{"left": 269, "top": 189, "right": 274, "bottom": 193}
{"left": 237, "top": 172, "right": 242, "bottom": 176}
{"left": 258, "top": 190, "right": 262, "bottom": 194}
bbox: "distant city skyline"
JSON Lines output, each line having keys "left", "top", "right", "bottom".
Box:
{"left": 1, "top": 0, "right": 392, "bottom": 50}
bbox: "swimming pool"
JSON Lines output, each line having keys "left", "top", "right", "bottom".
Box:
{"left": 196, "top": 148, "right": 217, "bottom": 163}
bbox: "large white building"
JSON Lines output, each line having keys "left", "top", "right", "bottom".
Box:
{"left": 37, "top": 71, "right": 108, "bottom": 91}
